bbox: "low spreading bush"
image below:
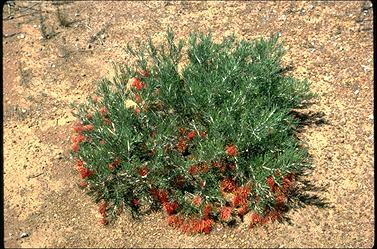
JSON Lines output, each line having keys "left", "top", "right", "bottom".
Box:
{"left": 70, "top": 29, "right": 315, "bottom": 233}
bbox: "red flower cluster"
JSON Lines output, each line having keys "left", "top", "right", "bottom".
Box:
{"left": 98, "top": 200, "right": 107, "bottom": 225}
{"left": 79, "top": 181, "right": 88, "bottom": 187}
{"left": 192, "top": 195, "right": 202, "bottom": 207}
{"left": 134, "top": 93, "right": 141, "bottom": 103}
{"left": 108, "top": 158, "right": 122, "bottom": 171}
{"left": 282, "top": 173, "right": 295, "bottom": 190}
{"left": 179, "top": 218, "right": 213, "bottom": 234}
{"left": 150, "top": 188, "right": 169, "bottom": 203}
{"left": 132, "top": 199, "right": 140, "bottom": 206}
{"left": 187, "top": 130, "right": 196, "bottom": 140}
{"left": 202, "top": 204, "right": 212, "bottom": 219}
{"left": 188, "top": 165, "right": 199, "bottom": 175}
{"left": 266, "top": 175, "right": 275, "bottom": 189}
{"left": 225, "top": 144, "right": 237, "bottom": 157}
{"left": 176, "top": 138, "right": 187, "bottom": 153}
{"left": 71, "top": 122, "right": 95, "bottom": 153}
{"left": 130, "top": 77, "right": 145, "bottom": 90}
{"left": 189, "top": 162, "right": 210, "bottom": 175}
{"left": 138, "top": 166, "right": 149, "bottom": 177}
{"left": 91, "top": 95, "right": 101, "bottom": 103}
{"left": 212, "top": 161, "right": 226, "bottom": 172}
{"left": 231, "top": 185, "right": 251, "bottom": 207}
{"left": 249, "top": 212, "right": 263, "bottom": 228}
{"left": 167, "top": 215, "right": 184, "bottom": 228}
{"left": 135, "top": 107, "right": 141, "bottom": 115}
{"left": 163, "top": 201, "right": 179, "bottom": 215}
{"left": 76, "top": 159, "right": 94, "bottom": 179}
{"left": 220, "top": 178, "right": 237, "bottom": 196}
{"left": 200, "top": 131, "right": 207, "bottom": 139}
{"left": 99, "top": 107, "right": 108, "bottom": 116}
{"left": 220, "top": 207, "right": 232, "bottom": 222}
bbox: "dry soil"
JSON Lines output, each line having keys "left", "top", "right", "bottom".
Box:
{"left": 3, "top": 1, "right": 374, "bottom": 248}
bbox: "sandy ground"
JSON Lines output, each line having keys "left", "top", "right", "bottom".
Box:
{"left": 3, "top": 1, "right": 374, "bottom": 248}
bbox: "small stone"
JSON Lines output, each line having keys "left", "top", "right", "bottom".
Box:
{"left": 100, "top": 34, "right": 105, "bottom": 39}
{"left": 75, "top": 12, "right": 80, "bottom": 17}
{"left": 18, "top": 33, "right": 25, "bottom": 39}
{"left": 87, "top": 44, "right": 92, "bottom": 49}
{"left": 278, "top": 15, "right": 287, "bottom": 21}
{"left": 20, "top": 232, "right": 29, "bottom": 238}
{"left": 368, "top": 114, "right": 373, "bottom": 120}
{"left": 354, "top": 89, "right": 359, "bottom": 95}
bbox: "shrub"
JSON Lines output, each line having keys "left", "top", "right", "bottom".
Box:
{"left": 70, "top": 29, "right": 315, "bottom": 234}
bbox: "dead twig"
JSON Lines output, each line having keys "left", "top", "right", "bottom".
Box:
{"left": 27, "top": 172, "right": 44, "bottom": 180}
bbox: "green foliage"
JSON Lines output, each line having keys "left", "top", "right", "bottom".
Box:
{"left": 70, "top": 29, "right": 315, "bottom": 233}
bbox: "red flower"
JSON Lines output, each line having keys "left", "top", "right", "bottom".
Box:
{"left": 203, "top": 204, "right": 212, "bottom": 219}
{"left": 220, "top": 178, "right": 237, "bottom": 194}
{"left": 232, "top": 194, "right": 242, "bottom": 207}
{"left": 73, "top": 124, "right": 83, "bottom": 133}
{"left": 192, "top": 196, "right": 202, "bottom": 207}
{"left": 99, "top": 201, "right": 107, "bottom": 216}
{"left": 231, "top": 186, "right": 251, "bottom": 206}
{"left": 134, "top": 93, "right": 141, "bottom": 103}
{"left": 104, "top": 118, "right": 112, "bottom": 126}
{"left": 191, "top": 218, "right": 213, "bottom": 234}
{"left": 108, "top": 163, "right": 115, "bottom": 171}
{"left": 282, "top": 173, "right": 295, "bottom": 190}
{"left": 176, "top": 139, "right": 187, "bottom": 153}
{"left": 151, "top": 189, "right": 169, "bottom": 203}
{"left": 266, "top": 210, "right": 282, "bottom": 222}
{"left": 275, "top": 194, "right": 286, "bottom": 207}
{"left": 163, "top": 201, "right": 179, "bottom": 215}
{"left": 99, "top": 217, "right": 107, "bottom": 225}
{"left": 167, "top": 215, "right": 183, "bottom": 227}
{"left": 237, "top": 204, "right": 249, "bottom": 216}
{"left": 78, "top": 166, "right": 93, "bottom": 179}
{"left": 200, "top": 219, "right": 213, "bottom": 234}
{"left": 72, "top": 142, "right": 79, "bottom": 152}
{"left": 187, "top": 130, "right": 196, "bottom": 140}
{"left": 225, "top": 144, "right": 237, "bottom": 157}
{"left": 71, "top": 134, "right": 86, "bottom": 143}
{"left": 189, "top": 165, "right": 199, "bottom": 175}
{"left": 200, "top": 131, "right": 207, "bottom": 139}
{"left": 79, "top": 181, "right": 88, "bottom": 187}
{"left": 138, "top": 167, "right": 149, "bottom": 177}
{"left": 99, "top": 107, "right": 108, "bottom": 115}
{"left": 113, "top": 158, "right": 121, "bottom": 166}
{"left": 249, "top": 213, "right": 263, "bottom": 228}
{"left": 212, "top": 161, "right": 225, "bottom": 172}
{"left": 91, "top": 95, "right": 100, "bottom": 103}
{"left": 76, "top": 159, "right": 84, "bottom": 168}
{"left": 201, "top": 163, "right": 209, "bottom": 173}
{"left": 135, "top": 107, "right": 141, "bottom": 115}
{"left": 82, "top": 124, "right": 94, "bottom": 131}
{"left": 220, "top": 207, "right": 232, "bottom": 222}
{"left": 132, "top": 199, "right": 140, "bottom": 206}
{"left": 130, "top": 77, "right": 144, "bottom": 90}
{"left": 266, "top": 176, "right": 275, "bottom": 189}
